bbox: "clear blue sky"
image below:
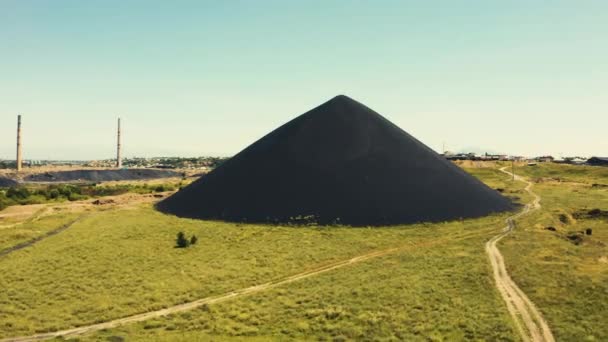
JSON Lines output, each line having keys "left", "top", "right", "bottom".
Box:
{"left": 1, "top": 0, "right": 606, "bottom": 160}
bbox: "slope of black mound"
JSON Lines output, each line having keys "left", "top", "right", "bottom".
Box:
{"left": 24, "top": 169, "right": 181, "bottom": 183}
{"left": 158, "top": 95, "right": 513, "bottom": 226}
{"left": 0, "top": 177, "right": 18, "bottom": 188}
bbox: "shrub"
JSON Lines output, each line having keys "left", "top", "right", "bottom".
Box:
{"left": 49, "top": 189, "right": 60, "bottom": 199}
{"left": 7, "top": 187, "right": 30, "bottom": 200}
{"left": 190, "top": 235, "right": 198, "bottom": 245}
{"left": 176, "top": 232, "right": 190, "bottom": 248}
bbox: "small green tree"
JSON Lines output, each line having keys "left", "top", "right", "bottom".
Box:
{"left": 176, "top": 232, "right": 190, "bottom": 248}
{"left": 190, "top": 235, "right": 198, "bottom": 245}
{"left": 7, "top": 187, "right": 30, "bottom": 200}
{"left": 49, "top": 189, "right": 60, "bottom": 199}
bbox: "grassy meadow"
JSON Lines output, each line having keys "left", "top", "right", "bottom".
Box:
{"left": 0, "top": 206, "right": 518, "bottom": 340}
{"left": 499, "top": 163, "right": 608, "bottom": 341}
{"left": 0, "top": 162, "right": 605, "bottom": 341}
{"left": 0, "top": 211, "right": 83, "bottom": 252}
{"left": 89, "top": 225, "right": 516, "bottom": 342}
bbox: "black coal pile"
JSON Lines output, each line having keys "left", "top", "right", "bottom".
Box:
{"left": 0, "top": 177, "right": 18, "bottom": 187}
{"left": 158, "top": 95, "right": 513, "bottom": 226}
{"left": 24, "top": 169, "right": 181, "bottom": 183}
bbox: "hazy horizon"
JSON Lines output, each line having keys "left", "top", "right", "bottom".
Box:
{"left": 1, "top": 1, "right": 607, "bottom": 160}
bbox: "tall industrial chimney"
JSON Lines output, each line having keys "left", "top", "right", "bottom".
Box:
{"left": 16, "top": 115, "right": 23, "bottom": 172}
{"left": 116, "top": 117, "right": 122, "bottom": 168}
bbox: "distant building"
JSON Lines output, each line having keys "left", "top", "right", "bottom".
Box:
{"left": 443, "top": 152, "right": 523, "bottom": 161}
{"left": 569, "top": 157, "right": 588, "bottom": 165}
{"left": 482, "top": 153, "right": 508, "bottom": 161}
{"left": 558, "top": 157, "right": 588, "bottom": 165}
{"left": 445, "top": 152, "right": 479, "bottom": 161}
{"left": 535, "top": 156, "right": 554, "bottom": 163}
{"left": 587, "top": 157, "right": 608, "bottom": 166}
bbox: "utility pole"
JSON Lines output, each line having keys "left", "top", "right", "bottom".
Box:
{"left": 116, "top": 117, "right": 122, "bottom": 168}
{"left": 512, "top": 159, "right": 515, "bottom": 181}
{"left": 16, "top": 115, "right": 22, "bottom": 172}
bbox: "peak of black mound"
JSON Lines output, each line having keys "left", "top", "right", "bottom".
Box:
{"left": 158, "top": 95, "right": 513, "bottom": 226}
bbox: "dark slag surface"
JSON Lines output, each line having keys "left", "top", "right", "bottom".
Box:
{"left": 0, "top": 177, "right": 18, "bottom": 187}
{"left": 24, "top": 169, "right": 181, "bottom": 183}
{"left": 158, "top": 95, "right": 513, "bottom": 226}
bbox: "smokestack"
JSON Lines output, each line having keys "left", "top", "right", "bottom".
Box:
{"left": 16, "top": 115, "right": 22, "bottom": 172}
{"left": 116, "top": 117, "right": 122, "bottom": 168}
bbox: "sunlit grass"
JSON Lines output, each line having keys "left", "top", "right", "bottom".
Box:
{"left": 5, "top": 163, "right": 604, "bottom": 341}
{"left": 498, "top": 165, "right": 608, "bottom": 341}
{"left": 0, "top": 171, "right": 521, "bottom": 340}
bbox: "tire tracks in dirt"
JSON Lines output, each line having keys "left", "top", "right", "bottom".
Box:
{"left": 485, "top": 167, "right": 554, "bottom": 342}
{"left": 0, "top": 214, "right": 88, "bottom": 258}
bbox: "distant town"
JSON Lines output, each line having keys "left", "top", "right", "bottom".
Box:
{"left": 441, "top": 152, "right": 607, "bottom": 166}
{"left": 1, "top": 153, "right": 607, "bottom": 170}
{"left": 0, "top": 156, "right": 229, "bottom": 170}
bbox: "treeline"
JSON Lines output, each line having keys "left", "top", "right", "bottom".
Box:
{"left": 0, "top": 161, "right": 17, "bottom": 169}
{"left": 0, "top": 182, "right": 180, "bottom": 211}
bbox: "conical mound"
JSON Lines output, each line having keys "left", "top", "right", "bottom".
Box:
{"left": 157, "top": 95, "right": 513, "bottom": 226}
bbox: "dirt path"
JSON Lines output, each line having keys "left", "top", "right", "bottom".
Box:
{"left": 0, "top": 191, "right": 170, "bottom": 230}
{"left": 485, "top": 167, "right": 554, "bottom": 342}
{"left": 0, "top": 215, "right": 88, "bottom": 258}
{"left": 1, "top": 247, "right": 401, "bottom": 342}
{"left": 0, "top": 205, "right": 48, "bottom": 230}
{"left": 0, "top": 171, "right": 551, "bottom": 341}
{"left": 0, "top": 225, "right": 505, "bottom": 342}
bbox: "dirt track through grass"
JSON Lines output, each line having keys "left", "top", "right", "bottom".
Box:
{"left": 0, "top": 224, "right": 503, "bottom": 342}
{"left": 0, "top": 165, "right": 529, "bottom": 341}
{"left": 0, "top": 206, "right": 48, "bottom": 230}
{"left": 0, "top": 215, "right": 87, "bottom": 258}
{"left": 1, "top": 247, "right": 404, "bottom": 341}
{"left": 486, "top": 168, "right": 554, "bottom": 342}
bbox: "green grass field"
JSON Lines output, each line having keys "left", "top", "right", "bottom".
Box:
{"left": 0, "top": 211, "right": 83, "bottom": 251}
{"left": 500, "top": 163, "right": 608, "bottom": 341}
{"left": 0, "top": 163, "right": 606, "bottom": 341}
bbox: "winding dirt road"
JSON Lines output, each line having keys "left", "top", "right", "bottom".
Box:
{"left": 486, "top": 167, "right": 554, "bottom": 342}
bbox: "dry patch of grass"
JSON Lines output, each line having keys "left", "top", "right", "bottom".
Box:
{"left": 0, "top": 204, "right": 46, "bottom": 229}
{"left": 0, "top": 211, "right": 82, "bottom": 251}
